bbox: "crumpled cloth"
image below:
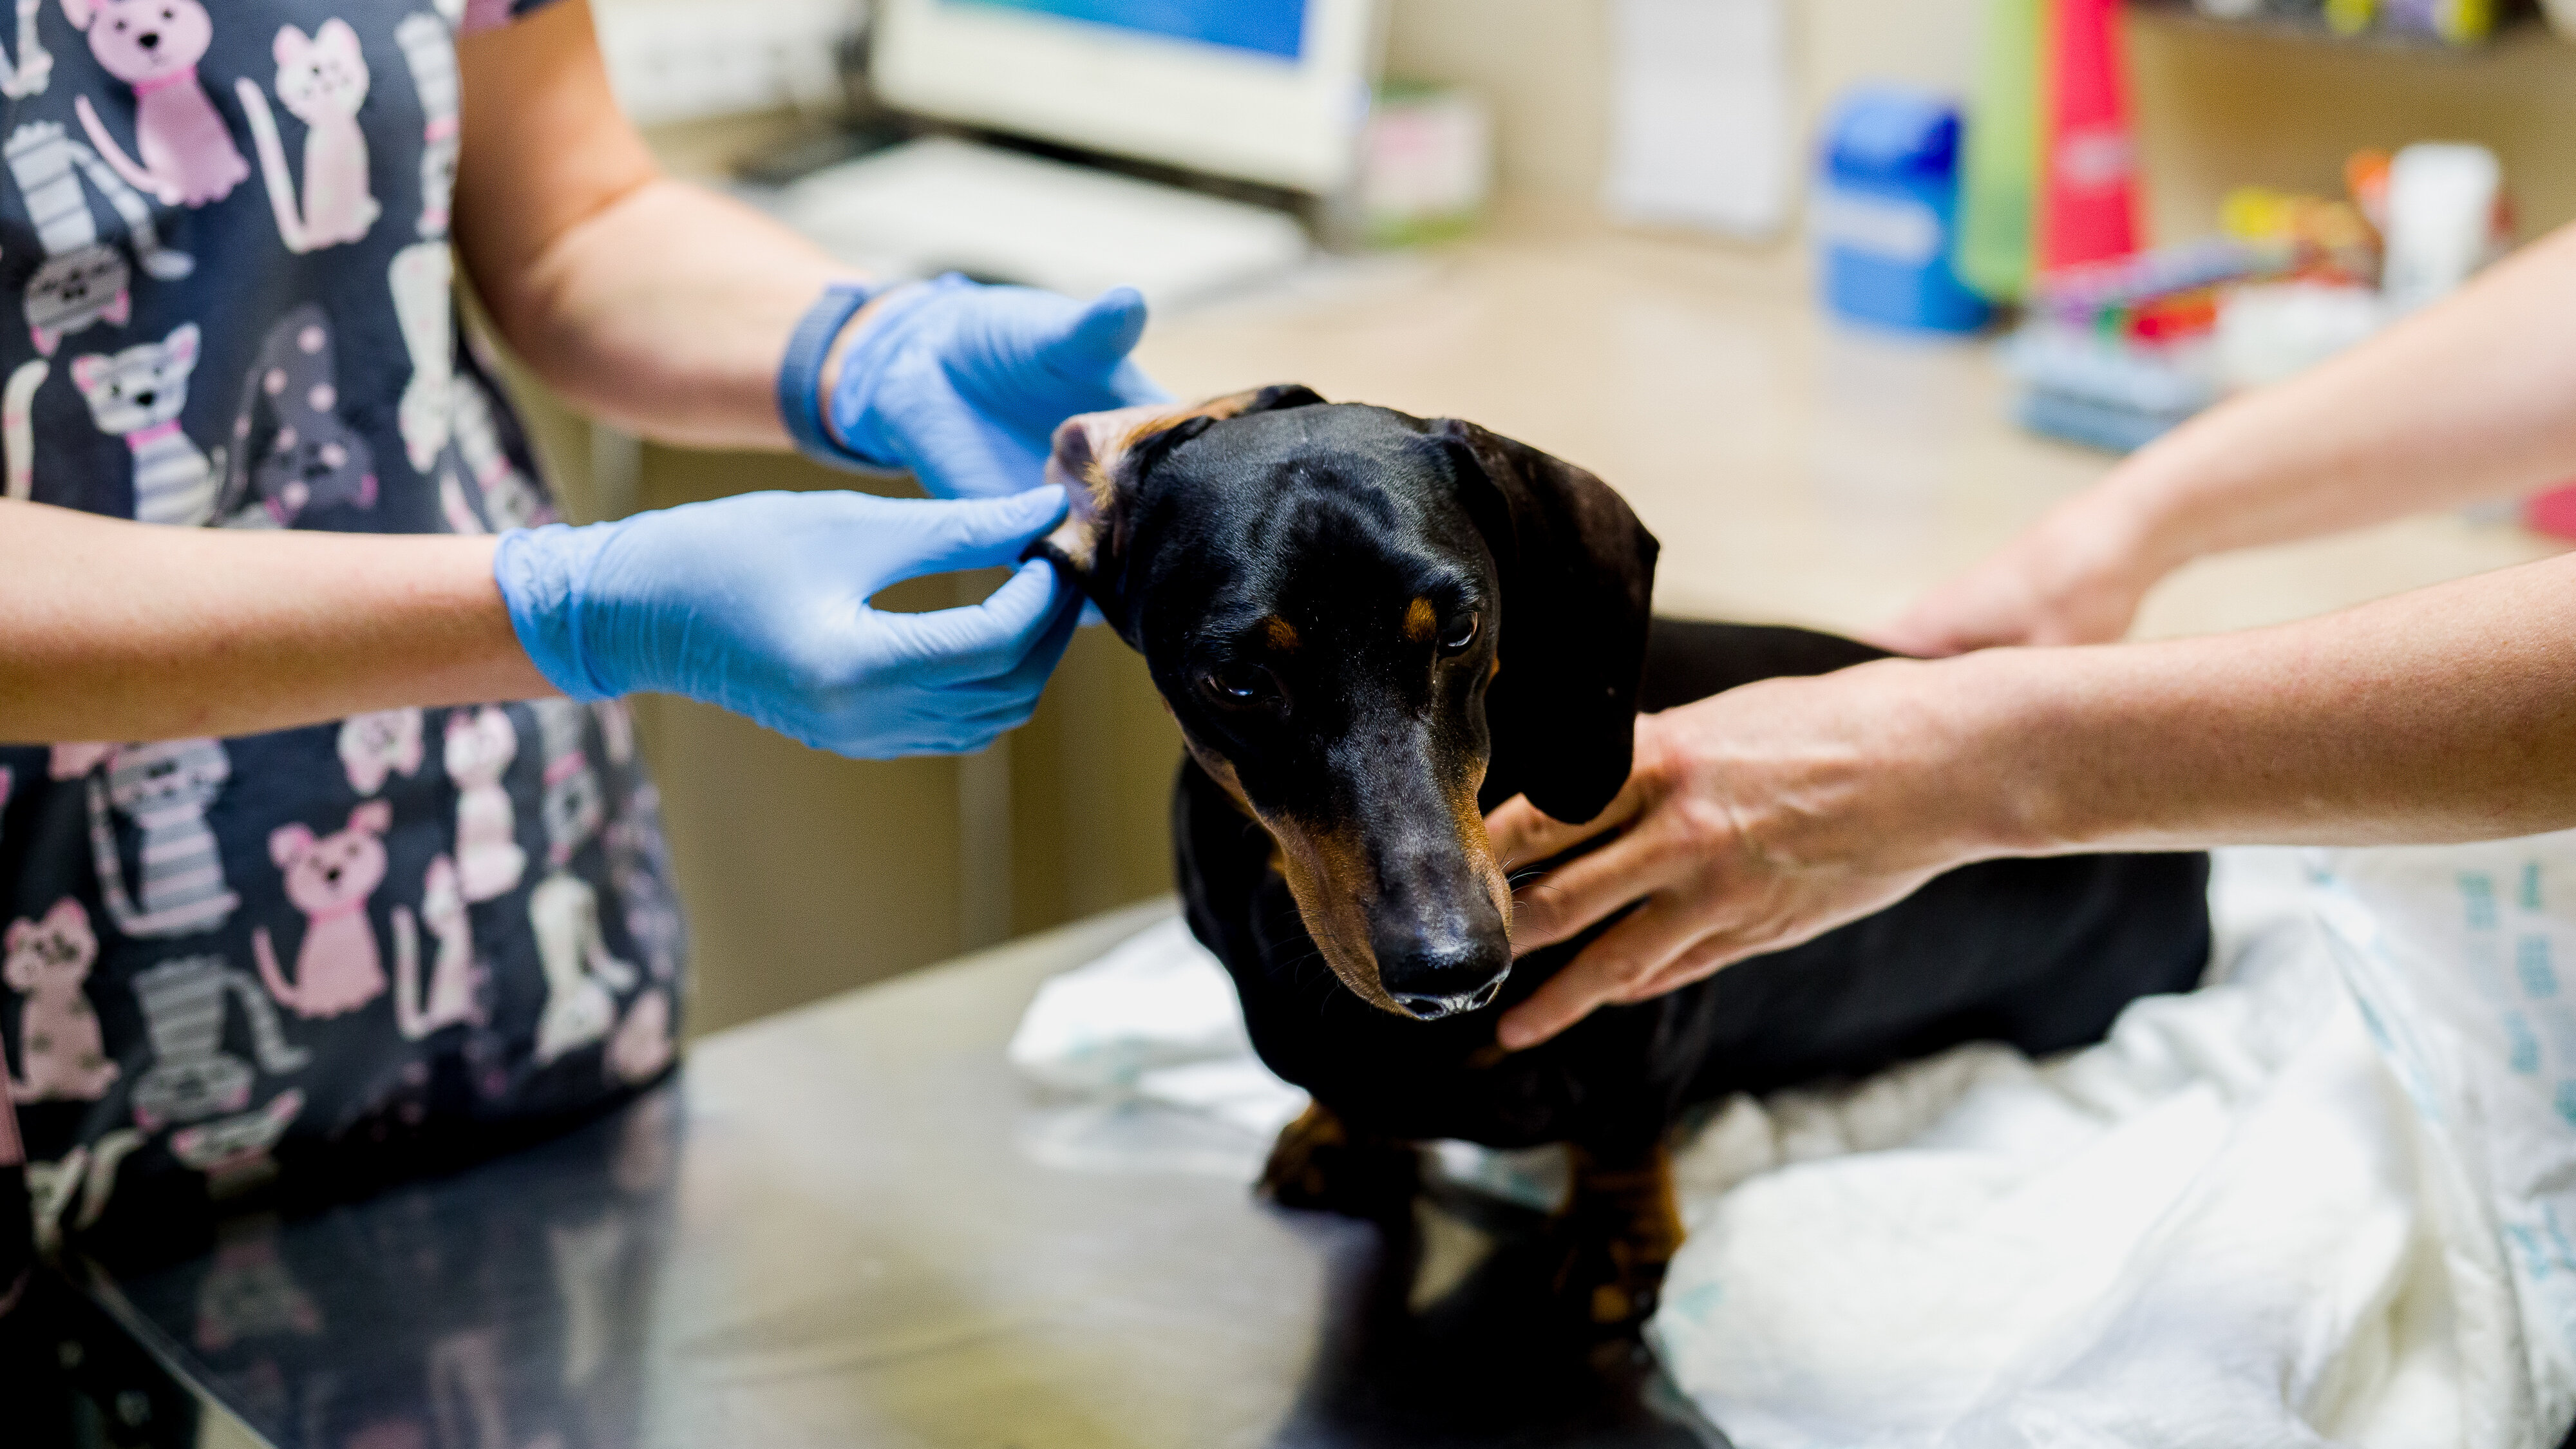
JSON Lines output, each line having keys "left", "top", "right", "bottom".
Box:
{"left": 1008, "top": 846, "right": 2576, "bottom": 1447}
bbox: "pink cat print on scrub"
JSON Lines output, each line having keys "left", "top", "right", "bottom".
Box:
{"left": 64, "top": 0, "right": 249, "bottom": 208}
{"left": 236, "top": 20, "right": 381, "bottom": 254}
{"left": 254, "top": 800, "right": 396, "bottom": 1019}
{"left": 5, "top": 898, "right": 118, "bottom": 1102}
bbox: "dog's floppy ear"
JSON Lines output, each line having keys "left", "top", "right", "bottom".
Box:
{"left": 1438, "top": 420, "right": 1659, "bottom": 825}
{"left": 1033, "top": 384, "right": 1327, "bottom": 644}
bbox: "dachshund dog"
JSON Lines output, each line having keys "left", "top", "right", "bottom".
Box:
{"left": 1038, "top": 386, "right": 2213, "bottom": 1335}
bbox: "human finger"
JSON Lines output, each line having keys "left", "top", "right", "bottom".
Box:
{"left": 987, "top": 571, "right": 1084, "bottom": 687}
{"left": 1494, "top": 897, "right": 1690, "bottom": 1041}
{"left": 871, "top": 488, "right": 1070, "bottom": 585}
{"left": 1609, "top": 929, "right": 1768, "bottom": 1005}
{"left": 1505, "top": 806, "right": 1687, "bottom": 952}
{"left": 1032, "top": 287, "right": 1150, "bottom": 377}
{"left": 1485, "top": 784, "right": 1641, "bottom": 874}
{"left": 929, "top": 573, "right": 1084, "bottom": 705}
{"left": 1495, "top": 893, "right": 1712, "bottom": 1050}
{"left": 871, "top": 558, "right": 1075, "bottom": 685}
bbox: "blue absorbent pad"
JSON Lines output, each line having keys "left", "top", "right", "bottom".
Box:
{"left": 2015, "top": 388, "right": 2188, "bottom": 455}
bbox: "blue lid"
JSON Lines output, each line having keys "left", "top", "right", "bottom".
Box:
{"left": 1824, "top": 86, "right": 1962, "bottom": 178}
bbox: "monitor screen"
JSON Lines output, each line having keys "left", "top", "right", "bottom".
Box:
{"left": 873, "top": 0, "right": 1378, "bottom": 193}
{"left": 949, "top": 0, "right": 1309, "bottom": 61}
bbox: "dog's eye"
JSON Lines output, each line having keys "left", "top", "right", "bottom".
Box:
{"left": 1439, "top": 612, "right": 1481, "bottom": 656}
{"left": 1201, "top": 663, "right": 1280, "bottom": 710}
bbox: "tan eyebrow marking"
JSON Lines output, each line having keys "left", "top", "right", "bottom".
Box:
{"left": 1403, "top": 597, "right": 1438, "bottom": 643}
{"left": 1264, "top": 616, "right": 1300, "bottom": 651}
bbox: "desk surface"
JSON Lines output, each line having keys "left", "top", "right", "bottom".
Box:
{"left": 1135, "top": 213, "right": 2564, "bottom": 639}
{"left": 83, "top": 901, "right": 1726, "bottom": 1449}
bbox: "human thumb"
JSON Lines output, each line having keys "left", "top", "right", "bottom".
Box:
{"left": 1034, "top": 286, "right": 1150, "bottom": 375}
{"left": 891, "top": 486, "right": 1072, "bottom": 581}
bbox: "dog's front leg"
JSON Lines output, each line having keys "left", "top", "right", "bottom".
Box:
{"left": 1259, "top": 1101, "right": 1419, "bottom": 1217}
{"left": 1551, "top": 1141, "right": 1686, "bottom": 1334}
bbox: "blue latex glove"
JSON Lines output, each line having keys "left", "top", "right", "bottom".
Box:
{"left": 826, "top": 274, "right": 1170, "bottom": 500}
{"left": 494, "top": 488, "right": 1081, "bottom": 759}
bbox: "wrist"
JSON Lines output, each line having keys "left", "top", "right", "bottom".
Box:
{"left": 815, "top": 275, "right": 968, "bottom": 469}
{"left": 820, "top": 291, "right": 901, "bottom": 448}
{"left": 1886, "top": 652, "right": 2062, "bottom": 862}
{"left": 777, "top": 279, "right": 886, "bottom": 469}
{"left": 491, "top": 520, "right": 627, "bottom": 702}
{"left": 1924, "top": 645, "right": 2112, "bottom": 857}
{"left": 2078, "top": 417, "right": 2255, "bottom": 585}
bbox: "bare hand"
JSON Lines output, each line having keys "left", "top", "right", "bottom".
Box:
{"left": 1488, "top": 662, "right": 1989, "bottom": 1050}
{"left": 1871, "top": 504, "right": 2161, "bottom": 658}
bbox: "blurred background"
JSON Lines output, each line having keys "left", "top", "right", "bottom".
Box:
{"left": 489, "top": 0, "right": 2576, "bottom": 1034}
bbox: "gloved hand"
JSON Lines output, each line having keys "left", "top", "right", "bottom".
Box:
{"left": 824, "top": 275, "right": 1170, "bottom": 499}
{"left": 494, "top": 488, "right": 1081, "bottom": 759}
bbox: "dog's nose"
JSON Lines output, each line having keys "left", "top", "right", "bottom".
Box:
{"left": 1392, "top": 980, "right": 1506, "bottom": 1021}
{"left": 1381, "top": 940, "right": 1510, "bottom": 1021}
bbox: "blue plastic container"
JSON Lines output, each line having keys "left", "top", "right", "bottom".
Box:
{"left": 1815, "top": 88, "right": 1992, "bottom": 334}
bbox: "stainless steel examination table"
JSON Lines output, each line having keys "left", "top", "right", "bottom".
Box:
{"left": 23, "top": 902, "right": 1730, "bottom": 1448}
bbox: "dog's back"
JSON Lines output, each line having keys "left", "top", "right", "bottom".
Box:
{"left": 1181, "top": 617, "right": 2211, "bottom": 1157}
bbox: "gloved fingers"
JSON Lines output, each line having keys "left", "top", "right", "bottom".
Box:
{"left": 1031, "top": 286, "right": 1150, "bottom": 380}
{"left": 835, "top": 676, "right": 1059, "bottom": 759}
{"left": 938, "top": 580, "right": 1083, "bottom": 706}
{"left": 869, "top": 557, "right": 1081, "bottom": 687}
{"left": 869, "top": 488, "right": 1070, "bottom": 586}
{"left": 875, "top": 369, "right": 1055, "bottom": 502}
{"left": 943, "top": 694, "right": 1050, "bottom": 739}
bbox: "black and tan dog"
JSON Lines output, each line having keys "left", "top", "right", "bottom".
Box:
{"left": 1038, "top": 386, "right": 2212, "bottom": 1334}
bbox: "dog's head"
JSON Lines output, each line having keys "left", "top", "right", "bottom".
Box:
{"left": 1040, "top": 386, "right": 1658, "bottom": 1020}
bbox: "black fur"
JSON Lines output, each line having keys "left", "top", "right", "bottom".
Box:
{"left": 1068, "top": 391, "right": 2212, "bottom": 1160}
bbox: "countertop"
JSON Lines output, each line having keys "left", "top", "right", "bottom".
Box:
{"left": 1132, "top": 210, "right": 2566, "bottom": 641}
{"left": 68, "top": 900, "right": 1727, "bottom": 1449}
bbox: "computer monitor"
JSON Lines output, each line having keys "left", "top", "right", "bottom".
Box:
{"left": 869, "top": 0, "right": 1383, "bottom": 194}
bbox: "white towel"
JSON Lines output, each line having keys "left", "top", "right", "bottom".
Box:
{"left": 1007, "top": 846, "right": 2576, "bottom": 1446}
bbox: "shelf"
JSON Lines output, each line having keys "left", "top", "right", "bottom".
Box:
{"left": 2125, "top": 0, "right": 2557, "bottom": 58}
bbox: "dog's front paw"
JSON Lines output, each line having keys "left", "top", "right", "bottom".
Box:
{"left": 1546, "top": 1216, "right": 1674, "bottom": 1335}
{"left": 1548, "top": 1146, "right": 1687, "bottom": 1336}
{"left": 1258, "top": 1102, "right": 1417, "bottom": 1216}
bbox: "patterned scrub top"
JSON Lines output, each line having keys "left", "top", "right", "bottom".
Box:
{"left": 0, "top": 0, "right": 687, "bottom": 1282}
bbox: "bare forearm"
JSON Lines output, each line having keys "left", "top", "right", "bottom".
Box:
{"left": 497, "top": 177, "right": 858, "bottom": 450}
{"left": 2085, "top": 222, "right": 2576, "bottom": 574}
{"left": 1497, "top": 535, "right": 2576, "bottom": 1046}
{"left": 452, "top": 0, "right": 862, "bottom": 452}
{"left": 0, "top": 502, "right": 548, "bottom": 741}
{"left": 1946, "top": 550, "right": 2576, "bottom": 855}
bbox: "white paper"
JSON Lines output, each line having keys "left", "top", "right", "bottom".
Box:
{"left": 1603, "top": 0, "right": 1795, "bottom": 240}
